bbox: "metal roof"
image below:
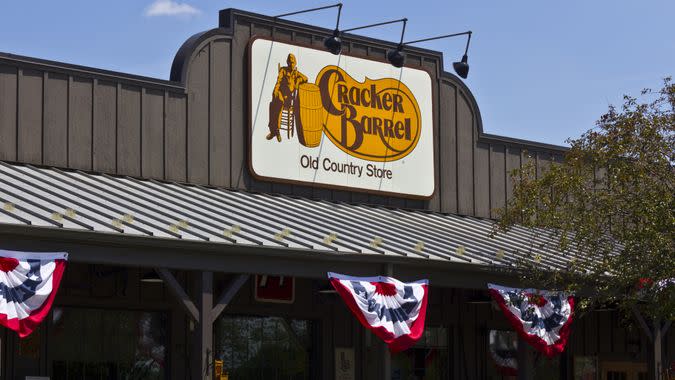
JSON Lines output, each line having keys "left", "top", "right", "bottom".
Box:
{"left": 0, "top": 161, "right": 575, "bottom": 270}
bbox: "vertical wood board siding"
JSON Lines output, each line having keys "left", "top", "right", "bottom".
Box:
{"left": 117, "top": 85, "right": 141, "bottom": 176}
{"left": 0, "top": 17, "right": 566, "bottom": 218}
{"left": 69, "top": 77, "right": 93, "bottom": 170}
{"left": 142, "top": 88, "right": 165, "bottom": 179}
{"left": 17, "top": 69, "right": 43, "bottom": 164}
{"left": 93, "top": 80, "right": 117, "bottom": 173}
{"left": 43, "top": 72, "right": 68, "bottom": 167}
{"left": 187, "top": 47, "right": 210, "bottom": 184}
{"left": 209, "top": 39, "right": 232, "bottom": 188}
{"left": 0, "top": 65, "right": 18, "bottom": 161}
{"left": 229, "top": 21, "right": 250, "bottom": 191}
{"left": 439, "top": 81, "right": 458, "bottom": 214}
{"left": 489, "top": 144, "right": 506, "bottom": 218}
{"left": 456, "top": 92, "right": 475, "bottom": 215}
{"left": 165, "top": 92, "right": 187, "bottom": 182}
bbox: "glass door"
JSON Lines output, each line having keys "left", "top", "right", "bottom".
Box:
{"left": 214, "top": 315, "right": 315, "bottom": 380}
{"left": 390, "top": 327, "right": 449, "bottom": 380}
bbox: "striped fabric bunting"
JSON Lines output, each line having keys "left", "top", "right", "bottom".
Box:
{"left": 328, "top": 272, "right": 428, "bottom": 352}
{"left": 0, "top": 250, "right": 68, "bottom": 337}
{"left": 488, "top": 283, "right": 574, "bottom": 357}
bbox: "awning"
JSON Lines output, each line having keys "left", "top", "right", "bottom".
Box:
{"left": 0, "top": 161, "right": 574, "bottom": 272}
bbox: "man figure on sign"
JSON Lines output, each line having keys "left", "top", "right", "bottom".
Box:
{"left": 267, "top": 53, "right": 308, "bottom": 141}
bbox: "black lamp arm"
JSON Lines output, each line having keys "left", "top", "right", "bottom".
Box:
{"left": 398, "top": 18, "right": 408, "bottom": 47}
{"left": 341, "top": 18, "right": 407, "bottom": 35}
{"left": 403, "top": 30, "right": 472, "bottom": 54}
{"left": 274, "top": 3, "right": 343, "bottom": 19}
{"left": 334, "top": 3, "right": 343, "bottom": 32}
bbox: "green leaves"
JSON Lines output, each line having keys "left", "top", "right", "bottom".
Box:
{"left": 495, "top": 78, "right": 675, "bottom": 321}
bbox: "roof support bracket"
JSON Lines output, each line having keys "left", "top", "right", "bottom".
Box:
{"left": 155, "top": 267, "right": 200, "bottom": 321}
{"left": 211, "top": 274, "right": 249, "bottom": 323}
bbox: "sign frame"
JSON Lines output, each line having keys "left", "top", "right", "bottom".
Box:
{"left": 247, "top": 36, "right": 438, "bottom": 200}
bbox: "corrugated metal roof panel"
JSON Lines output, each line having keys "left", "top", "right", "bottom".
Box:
{"left": 0, "top": 161, "right": 575, "bottom": 269}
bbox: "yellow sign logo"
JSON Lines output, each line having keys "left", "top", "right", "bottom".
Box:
{"left": 266, "top": 55, "right": 421, "bottom": 163}
{"left": 316, "top": 66, "right": 421, "bottom": 162}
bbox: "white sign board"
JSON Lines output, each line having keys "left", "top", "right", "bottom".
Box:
{"left": 334, "top": 347, "right": 355, "bottom": 380}
{"left": 249, "top": 37, "right": 435, "bottom": 198}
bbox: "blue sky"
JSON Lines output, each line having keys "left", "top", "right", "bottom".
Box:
{"left": 1, "top": 1, "right": 673, "bottom": 146}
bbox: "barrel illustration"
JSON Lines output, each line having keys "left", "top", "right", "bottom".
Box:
{"left": 295, "top": 83, "right": 324, "bottom": 148}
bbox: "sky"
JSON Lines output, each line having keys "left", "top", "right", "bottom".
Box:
{"left": 1, "top": 0, "right": 673, "bottom": 146}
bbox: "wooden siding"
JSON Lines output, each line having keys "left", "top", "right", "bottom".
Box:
{"left": 2, "top": 261, "right": 670, "bottom": 380}
{"left": 223, "top": 281, "right": 672, "bottom": 380}
{"left": 0, "top": 12, "right": 566, "bottom": 218}
{"left": 176, "top": 17, "right": 566, "bottom": 215}
{"left": 0, "top": 62, "right": 188, "bottom": 182}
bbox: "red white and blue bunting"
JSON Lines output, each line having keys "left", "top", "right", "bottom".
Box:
{"left": 489, "top": 330, "right": 518, "bottom": 376}
{"left": 328, "top": 272, "right": 428, "bottom": 352}
{"left": 488, "top": 283, "right": 574, "bottom": 357}
{"left": 0, "top": 250, "right": 68, "bottom": 337}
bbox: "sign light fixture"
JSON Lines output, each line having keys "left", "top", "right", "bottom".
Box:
{"left": 325, "top": 18, "right": 408, "bottom": 57}
{"left": 391, "top": 31, "right": 473, "bottom": 77}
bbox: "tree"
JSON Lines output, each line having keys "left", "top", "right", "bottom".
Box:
{"left": 493, "top": 78, "right": 674, "bottom": 375}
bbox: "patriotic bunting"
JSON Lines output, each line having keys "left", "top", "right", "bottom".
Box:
{"left": 488, "top": 283, "right": 574, "bottom": 357}
{"left": 0, "top": 250, "right": 68, "bottom": 337}
{"left": 489, "top": 330, "right": 518, "bottom": 376}
{"left": 328, "top": 272, "right": 428, "bottom": 352}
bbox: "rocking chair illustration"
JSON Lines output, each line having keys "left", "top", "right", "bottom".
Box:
{"left": 278, "top": 92, "right": 296, "bottom": 140}
{"left": 276, "top": 63, "right": 296, "bottom": 140}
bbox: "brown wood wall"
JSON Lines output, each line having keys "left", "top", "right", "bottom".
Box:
{"left": 4, "top": 263, "right": 671, "bottom": 379}
{"left": 0, "top": 13, "right": 565, "bottom": 218}
{"left": 0, "top": 64, "right": 188, "bottom": 182}
{"left": 2, "top": 261, "right": 672, "bottom": 379}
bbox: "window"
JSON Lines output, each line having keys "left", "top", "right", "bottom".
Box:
{"left": 49, "top": 307, "right": 168, "bottom": 380}
{"left": 391, "top": 327, "right": 449, "bottom": 380}
{"left": 214, "top": 315, "right": 314, "bottom": 380}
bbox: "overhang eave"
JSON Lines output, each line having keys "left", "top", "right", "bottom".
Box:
{"left": 0, "top": 224, "right": 519, "bottom": 289}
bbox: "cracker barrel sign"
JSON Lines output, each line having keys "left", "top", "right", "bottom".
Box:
{"left": 249, "top": 38, "right": 435, "bottom": 198}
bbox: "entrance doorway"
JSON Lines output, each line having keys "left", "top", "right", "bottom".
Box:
{"left": 390, "top": 327, "right": 449, "bottom": 380}
{"left": 600, "top": 361, "right": 647, "bottom": 380}
{"left": 214, "top": 315, "right": 315, "bottom": 380}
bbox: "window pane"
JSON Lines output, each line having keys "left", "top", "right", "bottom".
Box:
{"left": 215, "top": 315, "right": 314, "bottom": 380}
{"left": 391, "top": 327, "right": 449, "bottom": 380}
{"left": 49, "top": 307, "right": 168, "bottom": 380}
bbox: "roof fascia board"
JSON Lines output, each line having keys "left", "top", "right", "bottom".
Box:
{"left": 0, "top": 52, "right": 185, "bottom": 93}
{"left": 0, "top": 224, "right": 518, "bottom": 289}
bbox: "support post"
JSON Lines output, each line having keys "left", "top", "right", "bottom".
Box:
{"left": 155, "top": 268, "right": 199, "bottom": 321}
{"left": 632, "top": 307, "right": 668, "bottom": 380}
{"left": 517, "top": 336, "right": 534, "bottom": 380}
{"left": 651, "top": 319, "right": 663, "bottom": 380}
{"left": 192, "top": 271, "right": 214, "bottom": 380}
{"left": 382, "top": 263, "right": 394, "bottom": 380}
{"left": 211, "top": 274, "right": 249, "bottom": 322}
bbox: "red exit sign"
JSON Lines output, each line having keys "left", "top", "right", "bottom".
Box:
{"left": 254, "top": 275, "right": 295, "bottom": 304}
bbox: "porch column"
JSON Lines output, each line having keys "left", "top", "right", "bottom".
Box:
{"left": 649, "top": 319, "right": 670, "bottom": 380}
{"left": 193, "top": 271, "right": 214, "bottom": 380}
{"left": 633, "top": 307, "right": 671, "bottom": 380}
{"left": 651, "top": 319, "right": 662, "bottom": 380}
{"left": 158, "top": 269, "right": 248, "bottom": 379}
